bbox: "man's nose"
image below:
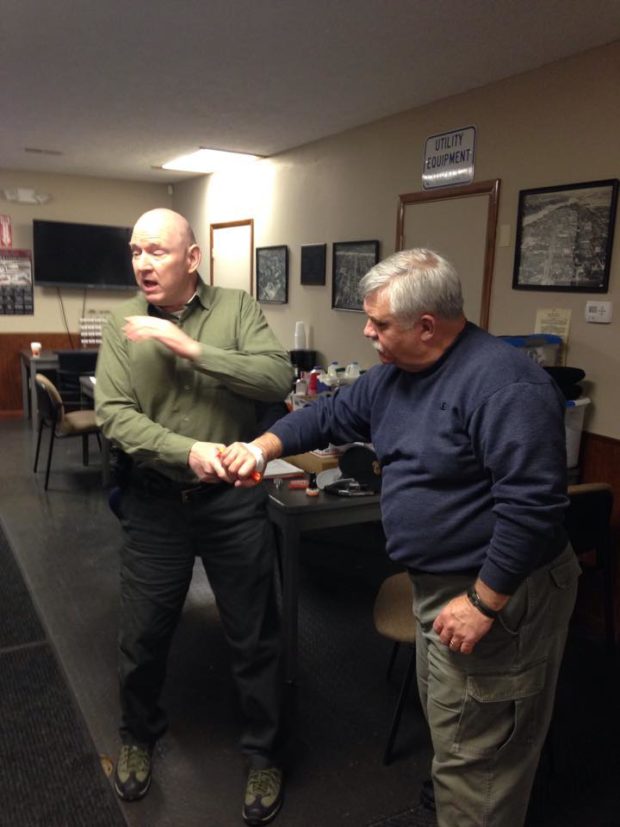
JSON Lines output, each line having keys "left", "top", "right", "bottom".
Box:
{"left": 363, "top": 320, "right": 375, "bottom": 338}
{"left": 134, "top": 251, "right": 153, "bottom": 270}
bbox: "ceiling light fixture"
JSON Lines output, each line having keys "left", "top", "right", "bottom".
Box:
{"left": 161, "top": 148, "right": 261, "bottom": 174}
{"left": 1, "top": 187, "right": 51, "bottom": 204}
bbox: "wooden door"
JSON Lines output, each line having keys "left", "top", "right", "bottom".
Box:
{"left": 396, "top": 180, "right": 500, "bottom": 329}
{"left": 209, "top": 219, "right": 254, "bottom": 294}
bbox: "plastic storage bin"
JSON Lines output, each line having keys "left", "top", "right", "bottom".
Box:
{"left": 498, "top": 334, "right": 563, "bottom": 367}
{"left": 565, "top": 397, "right": 590, "bottom": 468}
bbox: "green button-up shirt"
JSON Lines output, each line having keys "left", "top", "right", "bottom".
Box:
{"left": 95, "top": 280, "right": 293, "bottom": 481}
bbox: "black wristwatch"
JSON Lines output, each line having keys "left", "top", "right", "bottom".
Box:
{"left": 466, "top": 586, "right": 500, "bottom": 619}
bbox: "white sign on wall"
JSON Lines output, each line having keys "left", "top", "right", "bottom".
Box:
{"left": 422, "top": 126, "right": 476, "bottom": 189}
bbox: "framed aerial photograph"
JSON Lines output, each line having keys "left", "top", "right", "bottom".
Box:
{"left": 512, "top": 179, "right": 618, "bottom": 292}
{"left": 256, "top": 245, "right": 288, "bottom": 304}
{"left": 300, "top": 243, "right": 327, "bottom": 286}
{"left": 332, "top": 240, "right": 380, "bottom": 311}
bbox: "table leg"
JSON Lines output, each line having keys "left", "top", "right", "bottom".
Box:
{"left": 101, "top": 436, "right": 111, "bottom": 487}
{"left": 20, "top": 356, "right": 30, "bottom": 419}
{"left": 30, "top": 367, "right": 40, "bottom": 450}
{"left": 277, "top": 518, "right": 301, "bottom": 685}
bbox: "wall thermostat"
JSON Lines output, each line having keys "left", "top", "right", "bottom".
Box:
{"left": 585, "top": 301, "right": 612, "bottom": 324}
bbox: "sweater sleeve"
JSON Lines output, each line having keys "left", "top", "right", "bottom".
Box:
{"left": 469, "top": 381, "right": 569, "bottom": 593}
{"left": 270, "top": 374, "right": 374, "bottom": 453}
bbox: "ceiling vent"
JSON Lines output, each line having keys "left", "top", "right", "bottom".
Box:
{"left": 1, "top": 187, "right": 51, "bottom": 204}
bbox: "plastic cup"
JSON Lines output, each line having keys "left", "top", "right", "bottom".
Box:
{"left": 294, "top": 321, "right": 307, "bottom": 350}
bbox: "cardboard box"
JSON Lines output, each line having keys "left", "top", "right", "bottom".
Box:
{"left": 284, "top": 452, "right": 340, "bottom": 474}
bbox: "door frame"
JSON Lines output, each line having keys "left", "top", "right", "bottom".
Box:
{"left": 395, "top": 179, "right": 500, "bottom": 330}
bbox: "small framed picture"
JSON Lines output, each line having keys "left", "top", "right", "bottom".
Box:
{"left": 332, "top": 240, "right": 380, "bottom": 311}
{"left": 512, "top": 179, "right": 618, "bottom": 292}
{"left": 300, "top": 243, "right": 327, "bottom": 285}
{"left": 256, "top": 245, "right": 288, "bottom": 304}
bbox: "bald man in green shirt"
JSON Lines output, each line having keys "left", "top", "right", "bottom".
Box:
{"left": 95, "top": 208, "right": 293, "bottom": 825}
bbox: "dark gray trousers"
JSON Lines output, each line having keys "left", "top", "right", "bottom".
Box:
{"left": 117, "top": 479, "right": 282, "bottom": 761}
{"left": 411, "top": 546, "right": 580, "bottom": 827}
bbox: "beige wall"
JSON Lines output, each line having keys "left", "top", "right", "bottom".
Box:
{"left": 0, "top": 171, "right": 170, "bottom": 334}
{"left": 2, "top": 42, "right": 619, "bottom": 438}
{"left": 178, "top": 41, "right": 620, "bottom": 440}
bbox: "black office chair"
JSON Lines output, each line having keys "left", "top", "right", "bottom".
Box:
{"left": 372, "top": 572, "right": 419, "bottom": 764}
{"left": 566, "top": 482, "right": 616, "bottom": 653}
{"left": 54, "top": 349, "right": 99, "bottom": 410}
{"left": 33, "top": 373, "right": 101, "bottom": 490}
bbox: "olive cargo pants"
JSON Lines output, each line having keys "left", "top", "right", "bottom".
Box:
{"left": 411, "top": 546, "right": 580, "bottom": 827}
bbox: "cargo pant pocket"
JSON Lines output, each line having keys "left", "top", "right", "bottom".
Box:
{"left": 549, "top": 552, "right": 581, "bottom": 589}
{"left": 451, "top": 660, "right": 547, "bottom": 757}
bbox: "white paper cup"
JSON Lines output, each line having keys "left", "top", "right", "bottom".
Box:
{"left": 294, "top": 321, "right": 307, "bottom": 350}
{"left": 30, "top": 341, "right": 42, "bottom": 357}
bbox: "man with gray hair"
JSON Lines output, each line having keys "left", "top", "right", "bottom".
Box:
{"left": 220, "top": 248, "right": 579, "bottom": 826}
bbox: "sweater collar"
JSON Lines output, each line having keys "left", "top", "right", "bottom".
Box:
{"left": 411, "top": 320, "right": 477, "bottom": 379}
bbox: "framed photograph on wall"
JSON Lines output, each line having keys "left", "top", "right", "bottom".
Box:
{"left": 0, "top": 248, "right": 34, "bottom": 315}
{"left": 332, "top": 239, "right": 380, "bottom": 311}
{"left": 256, "top": 245, "right": 288, "bottom": 304}
{"left": 512, "top": 179, "right": 619, "bottom": 292}
{"left": 300, "top": 243, "right": 327, "bottom": 285}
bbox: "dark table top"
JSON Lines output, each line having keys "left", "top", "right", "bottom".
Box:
{"left": 266, "top": 479, "right": 381, "bottom": 518}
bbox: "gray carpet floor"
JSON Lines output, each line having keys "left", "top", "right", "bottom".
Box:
{"left": 0, "top": 523, "right": 126, "bottom": 827}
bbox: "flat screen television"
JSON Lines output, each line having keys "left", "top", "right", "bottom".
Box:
{"left": 33, "top": 219, "right": 136, "bottom": 290}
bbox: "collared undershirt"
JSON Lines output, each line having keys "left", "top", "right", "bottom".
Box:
{"left": 151, "top": 292, "right": 199, "bottom": 323}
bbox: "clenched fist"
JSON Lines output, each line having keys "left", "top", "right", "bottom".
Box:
{"left": 124, "top": 316, "right": 201, "bottom": 360}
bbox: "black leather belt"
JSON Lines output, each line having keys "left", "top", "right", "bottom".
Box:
{"left": 129, "top": 468, "right": 221, "bottom": 502}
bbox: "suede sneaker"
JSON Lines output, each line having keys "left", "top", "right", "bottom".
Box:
{"left": 113, "top": 741, "right": 153, "bottom": 801}
{"left": 242, "top": 766, "right": 283, "bottom": 825}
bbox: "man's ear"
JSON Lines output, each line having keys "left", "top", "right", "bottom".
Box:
{"left": 187, "top": 244, "right": 202, "bottom": 274}
{"left": 419, "top": 314, "right": 436, "bottom": 340}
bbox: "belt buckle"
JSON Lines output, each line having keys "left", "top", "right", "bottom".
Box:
{"left": 181, "top": 486, "right": 194, "bottom": 503}
{"left": 181, "top": 483, "right": 207, "bottom": 503}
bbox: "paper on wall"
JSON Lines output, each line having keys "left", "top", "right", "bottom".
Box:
{"left": 535, "top": 307, "right": 571, "bottom": 342}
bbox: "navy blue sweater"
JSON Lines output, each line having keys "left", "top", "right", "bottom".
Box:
{"left": 270, "top": 323, "right": 568, "bottom": 594}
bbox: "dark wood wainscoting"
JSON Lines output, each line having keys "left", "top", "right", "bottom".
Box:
{"left": 574, "top": 431, "right": 620, "bottom": 643}
{"left": 0, "top": 333, "right": 78, "bottom": 416}
{"left": 580, "top": 431, "right": 620, "bottom": 529}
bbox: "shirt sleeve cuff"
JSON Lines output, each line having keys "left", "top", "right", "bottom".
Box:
{"left": 156, "top": 434, "right": 198, "bottom": 469}
{"left": 477, "top": 559, "right": 522, "bottom": 596}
